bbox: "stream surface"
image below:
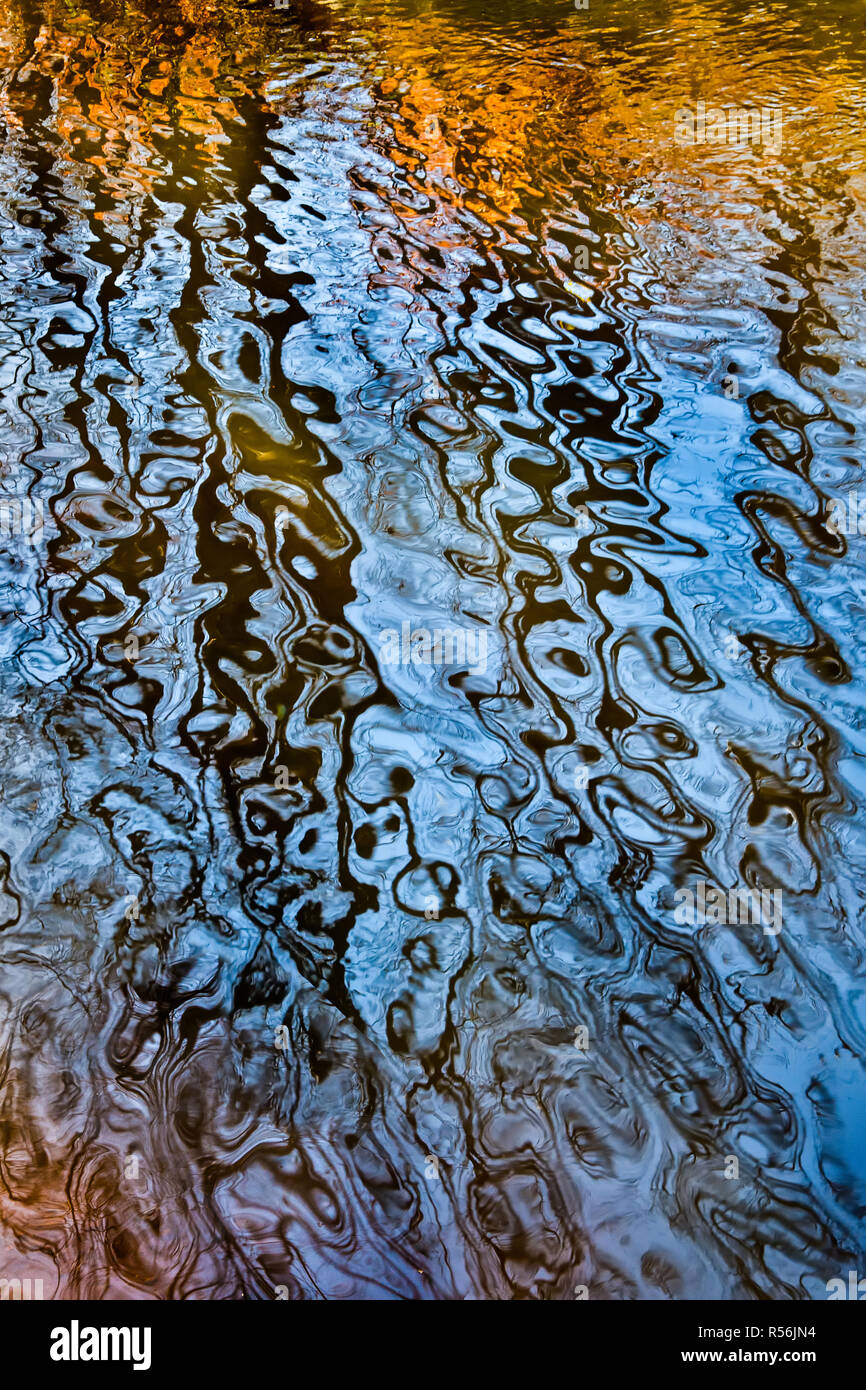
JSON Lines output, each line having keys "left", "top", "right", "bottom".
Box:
{"left": 0, "top": 0, "right": 865, "bottom": 1299}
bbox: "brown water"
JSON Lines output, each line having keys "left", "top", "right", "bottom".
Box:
{"left": 1, "top": 0, "right": 865, "bottom": 1300}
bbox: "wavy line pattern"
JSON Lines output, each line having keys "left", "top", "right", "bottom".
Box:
{"left": 0, "top": 0, "right": 865, "bottom": 1300}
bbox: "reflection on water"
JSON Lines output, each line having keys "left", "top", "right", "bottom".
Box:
{"left": 0, "top": 0, "right": 865, "bottom": 1299}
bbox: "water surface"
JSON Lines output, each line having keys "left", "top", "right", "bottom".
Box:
{"left": 0, "top": 0, "right": 865, "bottom": 1299}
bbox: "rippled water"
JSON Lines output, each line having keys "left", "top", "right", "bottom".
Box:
{"left": 1, "top": 0, "right": 865, "bottom": 1301}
